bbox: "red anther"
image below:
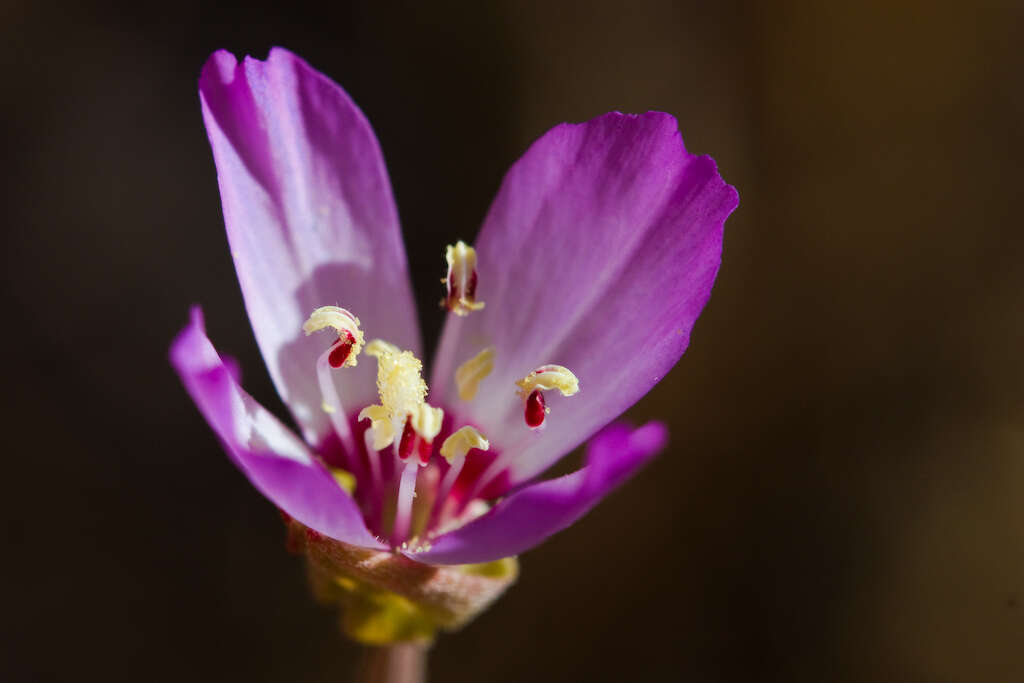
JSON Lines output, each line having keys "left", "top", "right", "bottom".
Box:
{"left": 465, "top": 271, "right": 478, "bottom": 299}
{"left": 525, "top": 390, "right": 546, "bottom": 428}
{"left": 398, "top": 417, "right": 416, "bottom": 460}
{"left": 417, "top": 437, "right": 433, "bottom": 465}
{"left": 327, "top": 332, "right": 355, "bottom": 368}
{"left": 304, "top": 527, "right": 322, "bottom": 542}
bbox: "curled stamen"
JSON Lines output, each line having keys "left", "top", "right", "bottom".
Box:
{"left": 358, "top": 404, "right": 394, "bottom": 450}
{"left": 435, "top": 426, "right": 489, "bottom": 525}
{"left": 442, "top": 240, "right": 485, "bottom": 316}
{"left": 455, "top": 346, "right": 495, "bottom": 401}
{"left": 302, "top": 306, "right": 365, "bottom": 368}
{"left": 440, "top": 426, "right": 489, "bottom": 464}
{"left": 515, "top": 364, "right": 580, "bottom": 428}
{"left": 411, "top": 403, "right": 444, "bottom": 445}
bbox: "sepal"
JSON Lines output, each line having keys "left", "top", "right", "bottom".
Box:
{"left": 284, "top": 516, "right": 518, "bottom": 644}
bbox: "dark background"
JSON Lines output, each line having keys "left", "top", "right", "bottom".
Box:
{"left": 4, "top": 1, "right": 1023, "bottom": 681}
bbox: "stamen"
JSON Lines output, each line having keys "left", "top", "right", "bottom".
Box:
{"left": 411, "top": 403, "right": 444, "bottom": 444}
{"left": 327, "top": 336, "right": 355, "bottom": 369}
{"left": 442, "top": 240, "right": 485, "bottom": 316}
{"left": 515, "top": 364, "right": 580, "bottom": 428}
{"left": 392, "top": 460, "right": 420, "bottom": 544}
{"left": 439, "top": 426, "right": 490, "bottom": 464}
{"left": 358, "top": 404, "right": 394, "bottom": 450}
{"left": 455, "top": 346, "right": 496, "bottom": 401}
{"left": 302, "top": 306, "right": 365, "bottom": 368}
{"left": 315, "top": 347, "right": 356, "bottom": 452}
{"left": 435, "top": 426, "right": 489, "bottom": 527}
{"left": 525, "top": 390, "right": 546, "bottom": 428}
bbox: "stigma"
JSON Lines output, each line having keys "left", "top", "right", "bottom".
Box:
{"left": 443, "top": 240, "right": 485, "bottom": 316}
{"left": 360, "top": 339, "right": 443, "bottom": 465}
{"left": 515, "top": 364, "right": 580, "bottom": 429}
{"left": 302, "top": 306, "right": 365, "bottom": 368}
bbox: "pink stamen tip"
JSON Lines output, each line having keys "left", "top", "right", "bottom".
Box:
{"left": 525, "top": 390, "right": 546, "bottom": 428}
{"left": 327, "top": 333, "right": 355, "bottom": 368}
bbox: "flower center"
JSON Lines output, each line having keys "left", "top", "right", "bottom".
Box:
{"left": 302, "top": 241, "right": 580, "bottom": 550}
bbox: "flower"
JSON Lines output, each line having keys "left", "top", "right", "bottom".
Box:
{"left": 171, "top": 47, "right": 738, "bottom": 641}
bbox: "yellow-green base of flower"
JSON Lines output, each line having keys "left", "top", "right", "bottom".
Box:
{"left": 284, "top": 517, "right": 518, "bottom": 645}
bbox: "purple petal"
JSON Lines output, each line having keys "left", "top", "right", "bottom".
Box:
{"left": 171, "top": 307, "right": 385, "bottom": 550}
{"left": 199, "top": 47, "right": 419, "bottom": 446}
{"left": 413, "top": 421, "right": 667, "bottom": 565}
{"left": 430, "top": 112, "right": 737, "bottom": 483}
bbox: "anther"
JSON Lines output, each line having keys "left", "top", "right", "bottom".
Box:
{"left": 455, "top": 346, "right": 496, "bottom": 401}
{"left": 525, "top": 390, "right": 546, "bottom": 428}
{"left": 302, "top": 306, "right": 365, "bottom": 368}
{"left": 442, "top": 240, "right": 485, "bottom": 316}
{"left": 440, "top": 426, "right": 489, "bottom": 463}
{"left": 515, "top": 364, "right": 580, "bottom": 429}
{"left": 358, "top": 404, "right": 394, "bottom": 450}
{"left": 435, "top": 426, "right": 489, "bottom": 519}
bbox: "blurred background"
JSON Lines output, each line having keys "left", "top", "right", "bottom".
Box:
{"left": 4, "top": 1, "right": 1022, "bottom": 681}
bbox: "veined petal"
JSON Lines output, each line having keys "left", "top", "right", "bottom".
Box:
{"left": 199, "top": 47, "right": 420, "bottom": 445}
{"left": 171, "top": 307, "right": 385, "bottom": 550}
{"left": 413, "top": 422, "right": 667, "bottom": 565}
{"left": 431, "top": 112, "right": 737, "bottom": 483}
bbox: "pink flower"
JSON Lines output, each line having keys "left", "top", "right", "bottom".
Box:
{"left": 171, "top": 47, "right": 738, "bottom": 568}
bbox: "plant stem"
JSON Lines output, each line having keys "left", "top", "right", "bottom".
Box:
{"left": 354, "top": 643, "right": 428, "bottom": 683}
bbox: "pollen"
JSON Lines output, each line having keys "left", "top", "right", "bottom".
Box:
{"left": 440, "top": 426, "right": 489, "bottom": 463}
{"left": 359, "top": 340, "right": 444, "bottom": 460}
{"left": 515, "top": 364, "right": 580, "bottom": 429}
{"left": 455, "top": 346, "right": 496, "bottom": 401}
{"left": 443, "top": 240, "right": 485, "bottom": 316}
{"left": 371, "top": 343, "right": 428, "bottom": 419}
{"left": 302, "top": 306, "right": 365, "bottom": 368}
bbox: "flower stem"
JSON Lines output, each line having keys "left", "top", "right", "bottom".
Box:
{"left": 354, "top": 643, "right": 428, "bottom": 683}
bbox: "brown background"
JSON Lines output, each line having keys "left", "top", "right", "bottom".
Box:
{"left": 4, "top": 1, "right": 1022, "bottom": 681}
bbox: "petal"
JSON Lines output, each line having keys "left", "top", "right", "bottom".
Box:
{"left": 199, "top": 47, "right": 419, "bottom": 445}
{"left": 413, "top": 421, "right": 667, "bottom": 565}
{"left": 431, "top": 112, "right": 737, "bottom": 483}
{"left": 171, "top": 307, "right": 385, "bottom": 550}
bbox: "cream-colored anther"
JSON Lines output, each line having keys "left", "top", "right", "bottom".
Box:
{"left": 411, "top": 403, "right": 444, "bottom": 442}
{"left": 302, "top": 306, "right": 365, "bottom": 367}
{"left": 515, "top": 364, "right": 580, "bottom": 399}
{"left": 444, "top": 240, "right": 485, "bottom": 316}
{"left": 358, "top": 404, "right": 394, "bottom": 450}
{"left": 440, "top": 426, "right": 489, "bottom": 463}
{"left": 455, "top": 346, "right": 495, "bottom": 401}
